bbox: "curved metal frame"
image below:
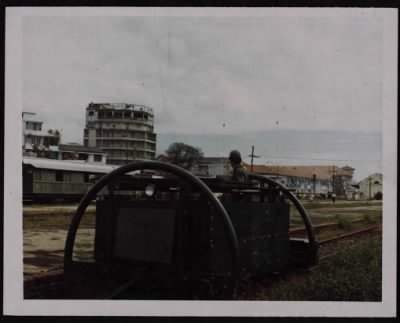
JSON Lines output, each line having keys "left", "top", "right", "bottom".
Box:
{"left": 64, "top": 160, "right": 240, "bottom": 280}
{"left": 248, "top": 173, "right": 319, "bottom": 265}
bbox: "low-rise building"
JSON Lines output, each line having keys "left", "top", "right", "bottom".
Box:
{"left": 22, "top": 112, "right": 60, "bottom": 152}
{"left": 359, "top": 173, "right": 383, "bottom": 200}
{"left": 246, "top": 164, "right": 354, "bottom": 197}
{"left": 192, "top": 157, "right": 230, "bottom": 177}
{"left": 45, "top": 144, "right": 107, "bottom": 164}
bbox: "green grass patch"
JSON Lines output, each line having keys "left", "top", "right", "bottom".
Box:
{"left": 335, "top": 214, "right": 353, "bottom": 230}
{"left": 256, "top": 237, "right": 382, "bottom": 301}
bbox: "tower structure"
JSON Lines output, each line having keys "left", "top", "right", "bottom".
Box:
{"left": 83, "top": 103, "right": 156, "bottom": 165}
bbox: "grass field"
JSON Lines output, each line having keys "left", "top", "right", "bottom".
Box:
{"left": 246, "top": 236, "right": 382, "bottom": 301}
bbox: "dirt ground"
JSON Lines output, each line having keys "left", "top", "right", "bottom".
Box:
{"left": 23, "top": 200, "right": 382, "bottom": 280}
{"left": 23, "top": 204, "right": 96, "bottom": 280}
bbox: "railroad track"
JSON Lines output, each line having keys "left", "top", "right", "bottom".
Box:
{"left": 317, "top": 225, "right": 381, "bottom": 262}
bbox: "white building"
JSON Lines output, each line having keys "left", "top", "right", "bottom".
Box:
{"left": 46, "top": 144, "right": 107, "bottom": 164}
{"left": 22, "top": 112, "right": 60, "bottom": 151}
{"left": 359, "top": 173, "right": 383, "bottom": 200}
{"left": 192, "top": 157, "right": 230, "bottom": 177}
{"left": 247, "top": 164, "right": 355, "bottom": 197}
{"left": 83, "top": 103, "right": 157, "bottom": 165}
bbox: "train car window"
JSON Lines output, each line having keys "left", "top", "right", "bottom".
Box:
{"left": 70, "top": 172, "right": 82, "bottom": 183}
{"left": 33, "top": 170, "right": 41, "bottom": 181}
{"left": 84, "top": 173, "right": 90, "bottom": 183}
{"left": 55, "top": 171, "right": 63, "bottom": 182}
{"left": 63, "top": 172, "right": 72, "bottom": 182}
{"left": 94, "top": 154, "right": 102, "bottom": 162}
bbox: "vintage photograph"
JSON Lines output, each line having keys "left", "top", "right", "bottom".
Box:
{"left": 4, "top": 7, "right": 397, "bottom": 317}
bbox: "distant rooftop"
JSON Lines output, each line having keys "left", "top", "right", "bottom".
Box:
{"left": 58, "top": 144, "right": 105, "bottom": 154}
{"left": 87, "top": 102, "right": 153, "bottom": 114}
{"left": 22, "top": 112, "right": 43, "bottom": 123}
{"left": 23, "top": 157, "right": 117, "bottom": 174}
{"left": 198, "top": 157, "right": 229, "bottom": 163}
{"left": 245, "top": 164, "right": 354, "bottom": 180}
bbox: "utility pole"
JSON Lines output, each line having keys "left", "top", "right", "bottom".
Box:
{"left": 312, "top": 174, "right": 316, "bottom": 195}
{"left": 369, "top": 176, "right": 372, "bottom": 200}
{"left": 329, "top": 165, "right": 337, "bottom": 194}
{"left": 248, "top": 145, "right": 260, "bottom": 173}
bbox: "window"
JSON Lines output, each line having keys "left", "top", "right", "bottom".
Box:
{"left": 33, "top": 170, "right": 42, "bottom": 181}
{"left": 84, "top": 173, "right": 97, "bottom": 183}
{"left": 94, "top": 154, "right": 102, "bottom": 162}
{"left": 63, "top": 173, "right": 72, "bottom": 182}
{"left": 88, "top": 111, "right": 94, "bottom": 116}
{"left": 55, "top": 171, "right": 63, "bottom": 182}
{"left": 78, "top": 153, "right": 88, "bottom": 161}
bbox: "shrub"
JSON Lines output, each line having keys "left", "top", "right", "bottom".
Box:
{"left": 335, "top": 215, "right": 353, "bottom": 230}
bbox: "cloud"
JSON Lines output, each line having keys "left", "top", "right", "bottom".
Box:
{"left": 22, "top": 14, "right": 383, "bottom": 143}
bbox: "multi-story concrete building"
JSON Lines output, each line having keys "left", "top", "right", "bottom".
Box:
{"left": 83, "top": 103, "right": 157, "bottom": 165}
{"left": 22, "top": 112, "right": 60, "bottom": 152}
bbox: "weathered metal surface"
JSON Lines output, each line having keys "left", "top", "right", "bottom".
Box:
{"left": 209, "top": 202, "right": 290, "bottom": 274}
{"left": 95, "top": 201, "right": 178, "bottom": 265}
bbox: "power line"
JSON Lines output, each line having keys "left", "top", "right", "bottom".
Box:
{"left": 260, "top": 155, "right": 381, "bottom": 163}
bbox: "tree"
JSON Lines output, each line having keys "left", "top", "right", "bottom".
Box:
{"left": 165, "top": 142, "right": 203, "bottom": 170}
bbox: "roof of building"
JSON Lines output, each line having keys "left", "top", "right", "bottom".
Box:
{"left": 244, "top": 164, "right": 354, "bottom": 180}
{"left": 58, "top": 144, "right": 105, "bottom": 154}
{"left": 87, "top": 102, "right": 153, "bottom": 114}
{"left": 22, "top": 112, "right": 43, "bottom": 123}
{"left": 198, "top": 157, "right": 229, "bottom": 163}
{"left": 359, "top": 173, "right": 383, "bottom": 183}
{"left": 23, "top": 157, "right": 118, "bottom": 174}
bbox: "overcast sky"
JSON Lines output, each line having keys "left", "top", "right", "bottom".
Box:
{"left": 23, "top": 11, "right": 383, "bottom": 138}
{"left": 19, "top": 9, "right": 388, "bottom": 179}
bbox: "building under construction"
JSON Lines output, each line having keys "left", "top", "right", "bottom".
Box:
{"left": 83, "top": 103, "right": 157, "bottom": 165}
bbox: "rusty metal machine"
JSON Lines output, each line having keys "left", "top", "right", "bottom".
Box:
{"left": 64, "top": 161, "right": 318, "bottom": 299}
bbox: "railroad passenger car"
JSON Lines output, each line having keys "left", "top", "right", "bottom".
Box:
{"left": 22, "top": 157, "right": 118, "bottom": 202}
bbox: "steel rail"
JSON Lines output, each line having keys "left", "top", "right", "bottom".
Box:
{"left": 290, "top": 222, "right": 338, "bottom": 234}
{"left": 319, "top": 225, "right": 379, "bottom": 245}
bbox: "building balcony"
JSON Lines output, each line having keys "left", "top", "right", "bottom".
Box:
{"left": 100, "top": 146, "right": 155, "bottom": 152}
{"left": 84, "top": 136, "right": 156, "bottom": 144}
{"left": 90, "top": 118, "right": 154, "bottom": 126}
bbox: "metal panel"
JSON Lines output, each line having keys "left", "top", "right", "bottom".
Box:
{"left": 209, "top": 202, "right": 290, "bottom": 275}
{"left": 113, "top": 208, "right": 176, "bottom": 264}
